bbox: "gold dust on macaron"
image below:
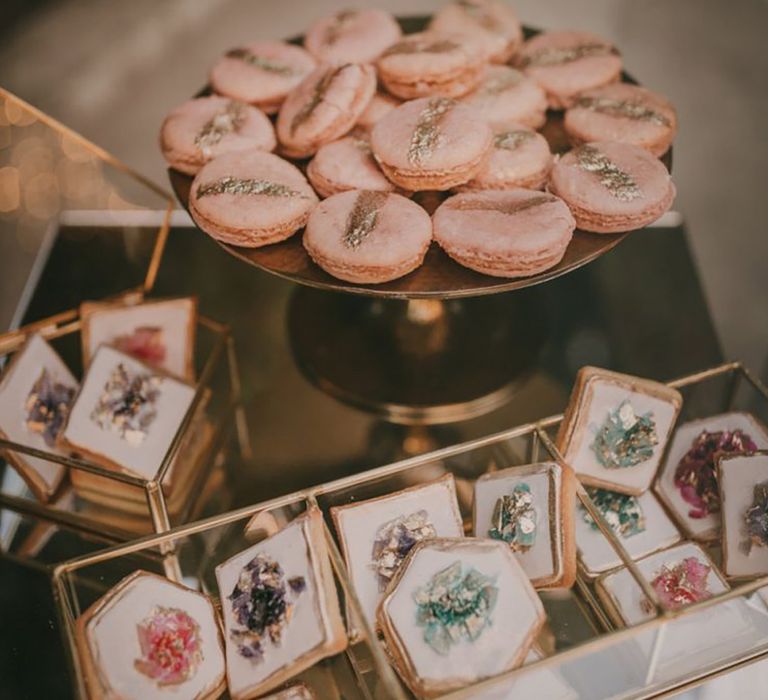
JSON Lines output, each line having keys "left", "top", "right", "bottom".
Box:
{"left": 408, "top": 98, "right": 456, "bottom": 166}
{"left": 291, "top": 63, "right": 351, "bottom": 135}
{"left": 196, "top": 176, "right": 306, "bottom": 199}
{"left": 575, "top": 145, "right": 642, "bottom": 202}
{"left": 574, "top": 96, "right": 671, "bottom": 127}
{"left": 343, "top": 190, "right": 389, "bottom": 249}
{"left": 449, "top": 194, "right": 556, "bottom": 215}
{"left": 494, "top": 130, "right": 535, "bottom": 150}
{"left": 480, "top": 69, "right": 523, "bottom": 96}
{"left": 323, "top": 9, "right": 358, "bottom": 46}
{"left": 194, "top": 101, "right": 246, "bottom": 156}
{"left": 382, "top": 38, "right": 460, "bottom": 58}
{"left": 522, "top": 42, "right": 619, "bottom": 68}
{"left": 226, "top": 48, "right": 299, "bottom": 76}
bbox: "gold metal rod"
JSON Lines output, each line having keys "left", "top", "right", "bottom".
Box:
{"left": 537, "top": 429, "right": 664, "bottom": 613}
{"left": 0, "top": 438, "right": 148, "bottom": 486}
{"left": 142, "top": 202, "right": 172, "bottom": 293}
{"left": 226, "top": 333, "right": 254, "bottom": 461}
{"left": 666, "top": 361, "right": 742, "bottom": 389}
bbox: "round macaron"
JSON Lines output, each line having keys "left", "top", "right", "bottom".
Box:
{"left": 548, "top": 141, "right": 675, "bottom": 233}
{"left": 376, "top": 31, "right": 488, "bottom": 100}
{"left": 518, "top": 31, "right": 622, "bottom": 109}
{"left": 564, "top": 83, "right": 677, "bottom": 157}
{"left": 190, "top": 149, "right": 318, "bottom": 248}
{"left": 356, "top": 91, "right": 401, "bottom": 131}
{"left": 307, "top": 132, "right": 398, "bottom": 198}
{"left": 210, "top": 41, "right": 317, "bottom": 114}
{"left": 429, "top": 0, "right": 523, "bottom": 64}
{"left": 160, "top": 96, "right": 276, "bottom": 175}
{"left": 370, "top": 97, "right": 493, "bottom": 191}
{"left": 433, "top": 189, "right": 575, "bottom": 277}
{"left": 303, "top": 189, "right": 432, "bottom": 283}
{"left": 276, "top": 62, "right": 376, "bottom": 158}
{"left": 304, "top": 8, "right": 402, "bottom": 63}
{"left": 461, "top": 65, "right": 548, "bottom": 130}
{"left": 457, "top": 125, "right": 553, "bottom": 191}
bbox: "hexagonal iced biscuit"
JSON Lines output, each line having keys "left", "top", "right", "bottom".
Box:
{"left": 557, "top": 367, "right": 682, "bottom": 495}
{"left": 378, "top": 537, "right": 544, "bottom": 698}
{"left": 75, "top": 570, "right": 225, "bottom": 700}
{"left": 575, "top": 487, "right": 681, "bottom": 577}
{"left": 215, "top": 509, "right": 346, "bottom": 700}
{"left": 473, "top": 462, "right": 577, "bottom": 588}
{"left": 654, "top": 412, "right": 768, "bottom": 541}
{"left": 595, "top": 541, "right": 728, "bottom": 627}
{"left": 330, "top": 474, "right": 464, "bottom": 627}
{"left": 719, "top": 451, "right": 768, "bottom": 578}
{"left": 0, "top": 334, "right": 77, "bottom": 502}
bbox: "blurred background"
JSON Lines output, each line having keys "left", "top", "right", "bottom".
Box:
{"left": 1, "top": 0, "right": 767, "bottom": 379}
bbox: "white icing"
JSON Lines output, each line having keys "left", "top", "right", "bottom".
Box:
{"left": 599, "top": 541, "right": 727, "bottom": 626}
{"left": 576, "top": 490, "right": 681, "bottom": 576}
{"left": 87, "top": 574, "right": 224, "bottom": 700}
{"left": 215, "top": 517, "right": 328, "bottom": 698}
{"left": 564, "top": 379, "right": 678, "bottom": 493}
{"left": 84, "top": 299, "right": 195, "bottom": 379}
{"left": 383, "top": 541, "right": 542, "bottom": 688}
{"left": 0, "top": 334, "right": 76, "bottom": 495}
{"left": 720, "top": 453, "right": 768, "bottom": 577}
{"left": 473, "top": 463, "right": 562, "bottom": 582}
{"left": 656, "top": 413, "right": 768, "bottom": 538}
{"left": 62, "top": 345, "right": 195, "bottom": 480}
{"left": 333, "top": 477, "right": 463, "bottom": 627}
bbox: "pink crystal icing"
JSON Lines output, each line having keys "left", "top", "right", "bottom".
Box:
{"left": 113, "top": 326, "right": 167, "bottom": 368}
{"left": 648, "top": 557, "right": 712, "bottom": 612}
{"left": 134, "top": 607, "right": 203, "bottom": 686}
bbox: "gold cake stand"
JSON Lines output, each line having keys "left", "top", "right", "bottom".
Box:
{"left": 168, "top": 17, "right": 672, "bottom": 300}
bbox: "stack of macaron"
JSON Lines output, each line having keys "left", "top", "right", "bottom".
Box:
{"left": 160, "top": 0, "right": 678, "bottom": 285}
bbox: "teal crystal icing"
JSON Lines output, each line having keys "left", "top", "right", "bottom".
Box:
{"left": 414, "top": 561, "right": 497, "bottom": 655}
{"left": 591, "top": 400, "right": 658, "bottom": 469}
{"left": 488, "top": 483, "right": 537, "bottom": 552}
{"left": 582, "top": 487, "right": 646, "bottom": 538}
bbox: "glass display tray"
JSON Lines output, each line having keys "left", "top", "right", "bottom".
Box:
{"left": 53, "top": 362, "right": 768, "bottom": 699}
{"left": 168, "top": 16, "right": 672, "bottom": 300}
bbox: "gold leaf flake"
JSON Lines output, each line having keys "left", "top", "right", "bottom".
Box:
{"left": 521, "top": 42, "right": 619, "bottom": 68}
{"left": 480, "top": 69, "right": 523, "bottom": 96}
{"left": 573, "top": 96, "right": 671, "bottom": 127}
{"left": 382, "top": 38, "right": 460, "bottom": 57}
{"left": 449, "top": 194, "right": 556, "bottom": 215}
{"left": 407, "top": 98, "right": 455, "bottom": 166}
{"left": 194, "top": 101, "right": 246, "bottom": 156}
{"left": 323, "top": 9, "right": 358, "bottom": 46}
{"left": 494, "top": 130, "right": 535, "bottom": 150}
{"left": 575, "top": 145, "right": 642, "bottom": 201}
{"left": 196, "top": 176, "right": 305, "bottom": 199}
{"left": 291, "top": 63, "right": 351, "bottom": 135}
{"left": 226, "top": 48, "right": 298, "bottom": 76}
{"left": 343, "top": 190, "right": 389, "bottom": 249}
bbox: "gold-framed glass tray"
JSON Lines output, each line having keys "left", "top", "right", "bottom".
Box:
{"left": 168, "top": 17, "right": 671, "bottom": 300}
{"left": 54, "top": 362, "right": 768, "bottom": 699}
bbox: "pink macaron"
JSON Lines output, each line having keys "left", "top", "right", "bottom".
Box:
{"left": 190, "top": 149, "right": 318, "bottom": 248}
{"left": 429, "top": 0, "right": 523, "bottom": 64}
{"left": 458, "top": 125, "right": 553, "bottom": 191}
{"left": 370, "top": 96, "right": 493, "bottom": 191}
{"left": 548, "top": 141, "right": 676, "bottom": 233}
{"left": 159, "top": 96, "right": 276, "bottom": 175}
{"left": 303, "top": 189, "right": 433, "bottom": 283}
{"left": 518, "top": 31, "right": 622, "bottom": 109}
{"left": 433, "top": 189, "right": 575, "bottom": 277}
{"left": 210, "top": 41, "right": 317, "bottom": 114}
{"left": 564, "top": 83, "right": 678, "bottom": 157}
{"left": 276, "top": 62, "right": 376, "bottom": 158}
{"left": 307, "top": 132, "right": 398, "bottom": 198}
{"left": 461, "top": 65, "right": 548, "bottom": 130}
{"left": 304, "top": 8, "right": 402, "bottom": 64}
{"left": 376, "top": 31, "right": 488, "bottom": 100}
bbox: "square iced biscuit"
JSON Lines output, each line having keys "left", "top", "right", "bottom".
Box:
{"left": 595, "top": 541, "right": 727, "bottom": 627}
{"left": 80, "top": 297, "right": 197, "bottom": 381}
{"left": 719, "top": 451, "right": 768, "bottom": 578}
{"left": 654, "top": 412, "right": 768, "bottom": 541}
{"left": 330, "top": 474, "right": 463, "bottom": 627}
{"left": 0, "top": 334, "right": 78, "bottom": 501}
{"left": 62, "top": 344, "right": 195, "bottom": 480}
{"left": 557, "top": 367, "right": 682, "bottom": 495}
{"left": 473, "top": 462, "right": 576, "bottom": 588}
{"left": 576, "top": 487, "right": 681, "bottom": 577}
{"left": 215, "top": 509, "right": 346, "bottom": 700}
